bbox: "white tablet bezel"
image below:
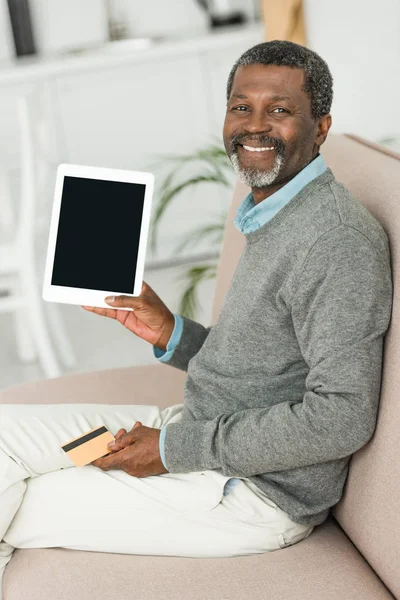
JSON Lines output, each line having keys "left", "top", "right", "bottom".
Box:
{"left": 42, "top": 163, "right": 154, "bottom": 311}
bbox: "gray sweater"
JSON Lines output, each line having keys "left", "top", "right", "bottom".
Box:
{"left": 161, "top": 168, "right": 393, "bottom": 526}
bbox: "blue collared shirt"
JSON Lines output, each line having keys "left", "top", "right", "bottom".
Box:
{"left": 154, "top": 153, "right": 327, "bottom": 494}
{"left": 233, "top": 153, "right": 327, "bottom": 234}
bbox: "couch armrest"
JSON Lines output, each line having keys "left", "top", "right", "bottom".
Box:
{"left": 0, "top": 364, "right": 187, "bottom": 410}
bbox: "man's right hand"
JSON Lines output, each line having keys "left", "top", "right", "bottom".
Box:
{"left": 81, "top": 281, "right": 175, "bottom": 351}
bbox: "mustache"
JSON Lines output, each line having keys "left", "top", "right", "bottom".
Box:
{"left": 228, "top": 134, "right": 285, "bottom": 155}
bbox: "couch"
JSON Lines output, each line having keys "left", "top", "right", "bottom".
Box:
{"left": 1, "top": 133, "right": 399, "bottom": 599}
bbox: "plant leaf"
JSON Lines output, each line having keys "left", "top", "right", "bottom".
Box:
{"left": 174, "top": 221, "right": 225, "bottom": 254}
{"left": 175, "top": 263, "right": 218, "bottom": 320}
{"left": 146, "top": 142, "right": 233, "bottom": 255}
{"left": 149, "top": 172, "right": 229, "bottom": 254}
{"left": 155, "top": 145, "right": 231, "bottom": 166}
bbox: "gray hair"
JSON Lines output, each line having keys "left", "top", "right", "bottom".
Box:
{"left": 226, "top": 40, "right": 333, "bottom": 121}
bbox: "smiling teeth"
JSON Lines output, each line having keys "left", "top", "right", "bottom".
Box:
{"left": 242, "top": 145, "right": 274, "bottom": 152}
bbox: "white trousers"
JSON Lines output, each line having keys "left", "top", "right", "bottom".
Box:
{"left": 0, "top": 402, "right": 314, "bottom": 596}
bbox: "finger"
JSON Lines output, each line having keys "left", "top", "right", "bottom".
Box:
{"left": 106, "top": 428, "right": 127, "bottom": 453}
{"left": 107, "top": 422, "right": 141, "bottom": 451}
{"left": 81, "top": 306, "right": 118, "bottom": 319}
{"left": 92, "top": 445, "right": 131, "bottom": 470}
{"left": 105, "top": 295, "right": 140, "bottom": 310}
{"left": 91, "top": 446, "right": 123, "bottom": 468}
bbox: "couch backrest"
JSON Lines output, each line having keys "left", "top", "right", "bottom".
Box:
{"left": 212, "top": 133, "right": 400, "bottom": 598}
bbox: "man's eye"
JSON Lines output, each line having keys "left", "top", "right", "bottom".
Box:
{"left": 232, "top": 106, "right": 248, "bottom": 111}
{"left": 273, "top": 108, "right": 288, "bottom": 113}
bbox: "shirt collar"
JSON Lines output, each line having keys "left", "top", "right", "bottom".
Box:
{"left": 234, "top": 153, "right": 327, "bottom": 233}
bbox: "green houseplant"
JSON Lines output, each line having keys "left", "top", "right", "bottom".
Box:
{"left": 148, "top": 141, "right": 234, "bottom": 321}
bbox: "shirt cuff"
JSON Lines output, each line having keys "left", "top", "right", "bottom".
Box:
{"left": 159, "top": 426, "right": 168, "bottom": 469}
{"left": 153, "top": 314, "right": 184, "bottom": 362}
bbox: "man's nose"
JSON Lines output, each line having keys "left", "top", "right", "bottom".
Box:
{"left": 244, "top": 110, "right": 273, "bottom": 135}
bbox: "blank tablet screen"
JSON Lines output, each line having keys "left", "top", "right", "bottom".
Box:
{"left": 51, "top": 176, "right": 146, "bottom": 294}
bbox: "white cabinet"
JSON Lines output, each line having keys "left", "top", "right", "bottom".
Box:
{"left": 0, "top": 25, "right": 263, "bottom": 263}
{"left": 54, "top": 55, "right": 221, "bottom": 260}
{"left": 0, "top": 82, "right": 37, "bottom": 164}
{"left": 55, "top": 56, "right": 212, "bottom": 169}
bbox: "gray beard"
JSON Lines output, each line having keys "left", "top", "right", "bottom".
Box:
{"left": 229, "top": 151, "right": 284, "bottom": 188}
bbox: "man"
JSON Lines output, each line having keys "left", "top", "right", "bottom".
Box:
{"left": 0, "top": 41, "right": 392, "bottom": 586}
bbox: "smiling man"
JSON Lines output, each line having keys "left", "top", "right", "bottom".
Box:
{"left": 223, "top": 43, "right": 331, "bottom": 202}
{"left": 0, "top": 41, "right": 393, "bottom": 587}
{"left": 150, "top": 41, "right": 391, "bottom": 540}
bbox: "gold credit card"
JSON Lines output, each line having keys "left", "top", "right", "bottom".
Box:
{"left": 61, "top": 425, "right": 116, "bottom": 467}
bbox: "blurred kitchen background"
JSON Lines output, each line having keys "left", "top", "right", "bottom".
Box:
{"left": 0, "top": 0, "right": 399, "bottom": 389}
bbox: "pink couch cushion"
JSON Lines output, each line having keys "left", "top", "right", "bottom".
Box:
{"left": 212, "top": 133, "right": 400, "bottom": 598}
{"left": 0, "top": 363, "right": 187, "bottom": 409}
{"left": 322, "top": 135, "right": 400, "bottom": 599}
{"left": 4, "top": 518, "right": 394, "bottom": 600}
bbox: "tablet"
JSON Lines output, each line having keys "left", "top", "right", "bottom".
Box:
{"left": 42, "top": 163, "right": 154, "bottom": 311}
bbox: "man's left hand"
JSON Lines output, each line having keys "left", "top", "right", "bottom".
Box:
{"left": 91, "top": 422, "right": 169, "bottom": 477}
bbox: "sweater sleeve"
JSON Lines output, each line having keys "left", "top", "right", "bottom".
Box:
{"left": 153, "top": 314, "right": 213, "bottom": 372}
{"left": 162, "top": 225, "right": 393, "bottom": 476}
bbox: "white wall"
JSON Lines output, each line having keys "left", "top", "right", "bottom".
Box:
{"left": 304, "top": 0, "right": 400, "bottom": 140}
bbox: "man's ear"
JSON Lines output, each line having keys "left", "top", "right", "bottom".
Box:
{"left": 316, "top": 114, "right": 332, "bottom": 146}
